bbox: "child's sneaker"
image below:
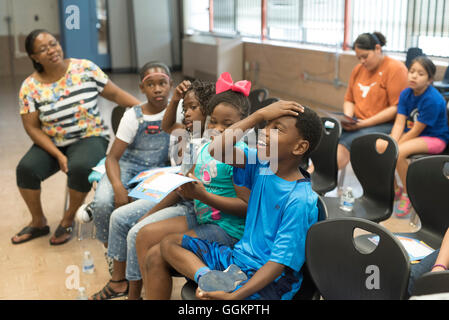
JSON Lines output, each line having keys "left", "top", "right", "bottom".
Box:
{"left": 198, "top": 264, "right": 247, "bottom": 293}
{"left": 76, "top": 203, "right": 94, "bottom": 223}
{"left": 394, "top": 186, "right": 403, "bottom": 201}
{"left": 395, "top": 193, "right": 412, "bottom": 217}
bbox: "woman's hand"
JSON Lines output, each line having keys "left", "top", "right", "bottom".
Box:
{"left": 173, "top": 80, "right": 192, "bottom": 101}
{"left": 255, "top": 100, "right": 304, "bottom": 122}
{"left": 57, "top": 154, "right": 68, "bottom": 173}
{"left": 341, "top": 119, "right": 370, "bottom": 131}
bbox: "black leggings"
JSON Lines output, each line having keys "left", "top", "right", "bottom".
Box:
{"left": 16, "top": 136, "right": 109, "bottom": 193}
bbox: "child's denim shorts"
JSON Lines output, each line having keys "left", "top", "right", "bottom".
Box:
{"left": 185, "top": 209, "right": 239, "bottom": 248}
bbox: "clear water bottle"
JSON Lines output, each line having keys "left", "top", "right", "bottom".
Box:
{"left": 82, "top": 251, "right": 95, "bottom": 274}
{"left": 340, "top": 187, "right": 355, "bottom": 212}
{"left": 77, "top": 287, "right": 88, "bottom": 300}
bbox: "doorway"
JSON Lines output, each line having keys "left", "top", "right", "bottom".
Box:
{"left": 59, "top": 0, "right": 111, "bottom": 69}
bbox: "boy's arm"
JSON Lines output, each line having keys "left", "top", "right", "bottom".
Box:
{"left": 197, "top": 261, "right": 285, "bottom": 300}
{"left": 209, "top": 100, "right": 303, "bottom": 168}
{"left": 162, "top": 80, "right": 191, "bottom": 134}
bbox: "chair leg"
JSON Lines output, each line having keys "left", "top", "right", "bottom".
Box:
{"left": 63, "top": 184, "right": 69, "bottom": 213}
{"left": 77, "top": 221, "right": 83, "bottom": 241}
{"left": 409, "top": 209, "right": 421, "bottom": 229}
{"left": 337, "top": 167, "right": 346, "bottom": 196}
{"left": 76, "top": 220, "right": 96, "bottom": 241}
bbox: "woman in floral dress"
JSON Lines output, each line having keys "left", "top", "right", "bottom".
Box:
{"left": 11, "top": 29, "right": 141, "bottom": 245}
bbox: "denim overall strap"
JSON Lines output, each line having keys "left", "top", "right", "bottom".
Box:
{"left": 120, "top": 105, "right": 170, "bottom": 170}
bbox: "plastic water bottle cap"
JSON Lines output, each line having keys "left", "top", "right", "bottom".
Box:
{"left": 324, "top": 121, "right": 335, "bottom": 129}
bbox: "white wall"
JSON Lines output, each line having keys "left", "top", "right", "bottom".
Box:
{"left": 0, "top": 0, "right": 60, "bottom": 76}
{"left": 132, "top": 0, "right": 173, "bottom": 69}
{"left": 0, "top": 0, "right": 9, "bottom": 36}
{"left": 1, "top": 0, "right": 59, "bottom": 37}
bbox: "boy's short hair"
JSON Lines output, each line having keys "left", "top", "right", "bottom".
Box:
{"left": 295, "top": 106, "right": 323, "bottom": 158}
{"left": 207, "top": 90, "right": 250, "bottom": 119}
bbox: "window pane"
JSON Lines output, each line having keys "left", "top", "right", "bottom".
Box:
{"left": 302, "top": 0, "right": 344, "bottom": 46}
{"left": 214, "top": 0, "right": 236, "bottom": 34}
{"left": 267, "top": 0, "right": 344, "bottom": 46}
{"left": 267, "top": 0, "right": 302, "bottom": 41}
{"left": 351, "top": 0, "right": 408, "bottom": 52}
{"left": 410, "top": 0, "right": 449, "bottom": 57}
{"left": 184, "top": 0, "right": 210, "bottom": 33}
{"left": 237, "top": 0, "right": 261, "bottom": 37}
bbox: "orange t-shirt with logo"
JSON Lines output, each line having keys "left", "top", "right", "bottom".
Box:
{"left": 344, "top": 56, "right": 408, "bottom": 120}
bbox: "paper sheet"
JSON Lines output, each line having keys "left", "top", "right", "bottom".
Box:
{"left": 368, "top": 235, "right": 434, "bottom": 261}
{"left": 128, "top": 171, "right": 195, "bottom": 203}
{"left": 128, "top": 166, "right": 181, "bottom": 185}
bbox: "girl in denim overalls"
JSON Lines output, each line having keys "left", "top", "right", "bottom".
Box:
{"left": 89, "top": 62, "right": 176, "bottom": 300}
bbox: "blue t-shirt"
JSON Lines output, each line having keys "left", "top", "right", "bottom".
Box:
{"left": 231, "top": 148, "right": 318, "bottom": 297}
{"left": 397, "top": 86, "right": 449, "bottom": 143}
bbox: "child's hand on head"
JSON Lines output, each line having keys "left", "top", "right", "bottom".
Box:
{"left": 174, "top": 80, "right": 192, "bottom": 100}
{"left": 257, "top": 100, "right": 304, "bottom": 122}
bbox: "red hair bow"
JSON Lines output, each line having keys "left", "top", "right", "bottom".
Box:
{"left": 216, "top": 72, "right": 251, "bottom": 97}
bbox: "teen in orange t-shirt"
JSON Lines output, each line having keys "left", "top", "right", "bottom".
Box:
{"left": 338, "top": 32, "right": 408, "bottom": 170}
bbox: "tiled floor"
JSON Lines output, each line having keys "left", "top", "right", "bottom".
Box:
{"left": 0, "top": 72, "right": 417, "bottom": 300}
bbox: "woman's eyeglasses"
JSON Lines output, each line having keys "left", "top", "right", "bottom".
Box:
{"left": 34, "top": 41, "right": 59, "bottom": 55}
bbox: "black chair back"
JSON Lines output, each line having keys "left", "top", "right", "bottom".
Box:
{"left": 310, "top": 117, "right": 342, "bottom": 195}
{"left": 316, "top": 195, "right": 328, "bottom": 222}
{"left": 350, "top": 133, "right": 398, "bottom": 221}
{"left": 443, "top": 66, "right": 449, "bottom": 84}
{"left": 306, "top": 217, "right": 410, "bottom": 300}
{"left": 406, "top": 155, "right": 449, "bottom": 239}
{"left": 248, "top": 88, "right": 269, "bottom": 114}
{"left": 412, "top": 271, "right": 449, "bottom": 297}
{"left": 111, "top": 106, "right": 126, "bottom": 135}
{"left": 292, "top": 195, "right": 328, "bottom": 300}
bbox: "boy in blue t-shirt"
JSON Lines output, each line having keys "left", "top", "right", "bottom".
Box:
{"left": 160, "top": 101, "right": 323, "bottom": 300}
